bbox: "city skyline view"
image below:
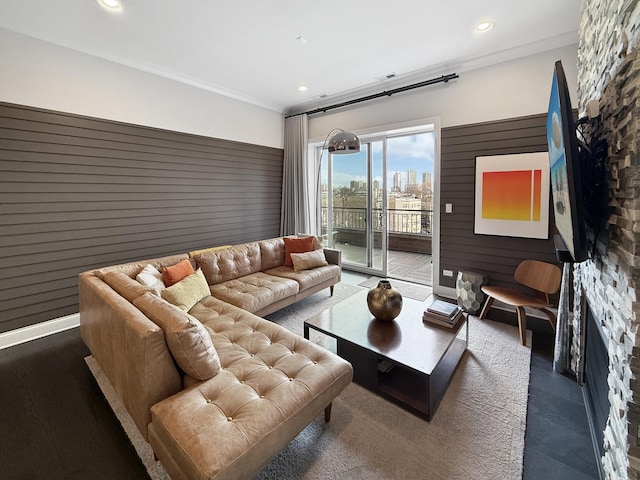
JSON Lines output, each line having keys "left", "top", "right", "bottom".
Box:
{"left": 321, "top": 131, "right": 435, "bottom": 191}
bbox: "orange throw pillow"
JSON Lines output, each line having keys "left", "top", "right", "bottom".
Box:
{"left": 283, "top": 236, "right": 314, "bottom": 267}
{"left": 162, "top": 259, "right": 195, "bottom": 287}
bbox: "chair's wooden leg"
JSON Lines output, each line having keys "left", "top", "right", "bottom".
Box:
{"left": 538, "top": 308, "right": 557, "bottom": 331}
{"left": 478, "top": 296, "right": 494, "bottom": 320}
{"left": 516, "top": 306, "right": 527, "bottom": 346}
{"left": 324, "top": 403, "right": 332, "bottom": 422}
{"left": 330, "top": 285, "right": 334, "bottom": 296}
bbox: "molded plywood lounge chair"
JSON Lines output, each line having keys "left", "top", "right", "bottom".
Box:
{"left": 478, "top": 260, "right": 562, "bottom": 346}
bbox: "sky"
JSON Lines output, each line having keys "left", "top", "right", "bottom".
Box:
{"left": 324, "top": 131, "right": 435, "bottom": 189}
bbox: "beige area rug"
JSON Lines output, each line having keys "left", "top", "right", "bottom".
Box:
{"left": 86, "top": 282, "right": 532, "bottom": 480}
{"left": 359, "top": 276, "right": 432, "bottom": 302}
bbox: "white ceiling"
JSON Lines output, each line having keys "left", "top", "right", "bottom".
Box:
{"left": 0, "top": 1, "right": 581, "bottom": 114}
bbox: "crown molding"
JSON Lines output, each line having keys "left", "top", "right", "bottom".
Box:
{"left": 3, "top": 28, "right": 285, "bottom": 113}
{"left": 5, "top": 26, "right": 577, "bottom": 117}
{"left": 286, "top": 31, "right": 578, "bottom": 116}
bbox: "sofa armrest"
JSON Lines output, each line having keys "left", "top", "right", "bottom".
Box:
{"left": 323, "top": 248, "right": 341, "bottom": 267}
{"left": 79, "top": 272, "right": 182, "bottom": 441}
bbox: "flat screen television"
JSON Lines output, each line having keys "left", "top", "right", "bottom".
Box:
{"left": 546, "top": 60, "right": 588, "bottom": 263}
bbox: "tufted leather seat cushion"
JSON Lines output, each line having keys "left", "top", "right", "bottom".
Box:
{"left": 150, "top": 298, "right": 353, "bottom": 480}
{"left": 208, "top": 272, "right": 299, "bottom": 313}
{"left": 258, "top": 237, "right": 286, "bottom": 270}
{"left": 194, "top": 242, "right": 262, "bottom": 285}
{"left": 265, "top": 264, "right": 341, "bottom": 292}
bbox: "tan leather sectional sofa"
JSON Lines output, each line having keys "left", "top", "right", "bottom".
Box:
{"left": 79, "top": 236, "right": 353, "bottom": 480}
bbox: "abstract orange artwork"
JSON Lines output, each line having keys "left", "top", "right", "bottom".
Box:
{"left": 482, "top": 170, "right": 542, "bottom": 221}
{"left": 475, "top": 153, "right": 549, "bottom": 238}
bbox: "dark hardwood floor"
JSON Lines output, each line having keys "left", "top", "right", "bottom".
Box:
{"left": 0, "top": 328, "right": 150, "bottom": 480}
{"left": 0, "top": 312, "right": 600, "bottom": 479}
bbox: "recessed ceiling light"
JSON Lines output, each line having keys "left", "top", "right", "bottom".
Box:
{"left": 97, "top": 0, "right": 123, "bottom": 12}
{"left": 297, "top": 85, "right": 309, "bottom": 93}
{"left": 475, "top": 21, "right": 494, "bottom": 33}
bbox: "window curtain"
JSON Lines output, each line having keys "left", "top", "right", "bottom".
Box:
{"left": 280, "top": 114, "right": 311, "bottom": 236}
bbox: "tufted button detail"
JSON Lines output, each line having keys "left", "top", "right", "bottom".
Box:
{"left": 260, "top": 395, "right": 265, "bottom": 398}
{"left": 269, "top": 366, "right": 273, "bottom": 369}
{"left": 227, "top": 416, "right": 233, "bottom": 421}
{"left": 206, "top": 399, "right": 212, "bottom": 403}
{"left": 289, "top": 378, "right": 294, "bottom": 381}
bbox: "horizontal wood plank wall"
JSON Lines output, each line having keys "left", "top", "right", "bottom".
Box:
{"left": 0, "top": 102, "right": 284, "bottom": 333}
{"left": 439, "top": 113, "right": 559, "bottom": 292}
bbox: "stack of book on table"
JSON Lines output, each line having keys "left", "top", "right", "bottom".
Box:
{"left": 423, "top": 299, "right": 464, "bottom": 329}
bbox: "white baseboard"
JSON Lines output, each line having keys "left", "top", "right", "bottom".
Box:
{"left": 0, "top": 313, "right": 80, "bottom": 350}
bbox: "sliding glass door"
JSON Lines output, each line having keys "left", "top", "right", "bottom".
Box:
{"left": 319, "top": 127, "right": 435, "bottom": 284}
{"left": 385, "top": 132, "right": 434, "bottom": 285}
{"left": 320, "top": 141, "right": 386, "bottom": 275}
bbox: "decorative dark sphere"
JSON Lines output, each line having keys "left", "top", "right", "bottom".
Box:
{"left": 367, "top": 280, "right": 403, "bottom": 321}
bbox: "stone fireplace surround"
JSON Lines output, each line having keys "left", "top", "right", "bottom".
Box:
{"left": 584, "top": 302, "right": 610, "bottom": 469}
{"left": 574, "top": 1, "right": 640, "bottom": 478}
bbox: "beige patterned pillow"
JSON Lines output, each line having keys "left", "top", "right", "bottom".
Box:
{"left": 134, "top": 292, "right": 221, "bottom": 381}
{"left": 160, "top": 269, "right": 210, "bottom": 312}
{"left": 290, "top": 249, "right": 329, "bottom": 271}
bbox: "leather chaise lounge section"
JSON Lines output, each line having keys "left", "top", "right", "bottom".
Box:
{"left": 79, "top": 237, "right": 353, "bottom": 480}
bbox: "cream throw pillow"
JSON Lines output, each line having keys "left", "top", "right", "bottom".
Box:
{"left": 290, "top": 249, "right": 329, "bottom": 271}
{"left": 161, "top": 269, "right": 210, "bottom": 312}
{"left": 134, "top": 292, "right": 221, "bottom": 380}
{"left": 136, "top": 264, "right": 165, "bottom": 295}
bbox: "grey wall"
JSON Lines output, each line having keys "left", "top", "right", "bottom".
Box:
{"left": 0, "top": 102, "right": 284, "bottom": 333}
{"left": 439, "top": 113, "right": 559, "bottom": 290}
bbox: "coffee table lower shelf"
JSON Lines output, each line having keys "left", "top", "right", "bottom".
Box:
{"left": 334, "top": 336, "right": 467, "bottom": 420}
{"left": 303, "top": 289, "right": 468, "bottom": 421}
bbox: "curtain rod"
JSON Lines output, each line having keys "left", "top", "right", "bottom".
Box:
{"left": 285, "top": 73, "right": 459, "bottom": 119}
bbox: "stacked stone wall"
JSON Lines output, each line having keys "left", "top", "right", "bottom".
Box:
{"left": 577, "top": 1, "right": 640, "bottom": 478}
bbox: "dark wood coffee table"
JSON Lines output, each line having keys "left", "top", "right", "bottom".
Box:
{"left": 304, "top": 289, "right": 468, "bottom": 420}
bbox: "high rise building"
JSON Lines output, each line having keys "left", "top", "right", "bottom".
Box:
{"left": 350, "top": 180, "right": 366, "bottom": 191}
{"left": 406, "top": 169, "right": 417, "bottom": 186}
{"left": 393, "top": 172, "right": 402, "bottom": 192}
{"left": 422, "top": 172, "right": 432, "bottom": 189}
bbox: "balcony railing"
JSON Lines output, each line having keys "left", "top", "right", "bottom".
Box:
{"left": 322, "top": 207, "right": 433, "bottom": 235}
